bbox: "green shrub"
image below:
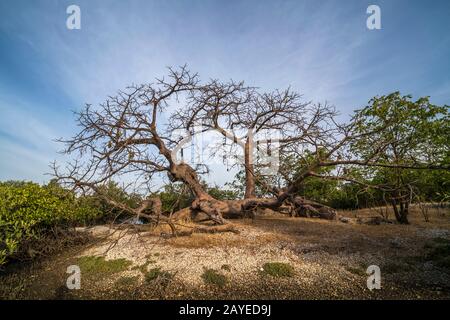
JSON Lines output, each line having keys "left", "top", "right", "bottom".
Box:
{"left": 201, "top": 268, "right": 227, "bottom": 287}
{"left": 80, "top": 181, "right": 141, "bottom": 223}
{"left": 77, "top": 256, "right": 132, "bottom": 275}
{"left": 261, "top": 262, "right": 294, "bottom": 277}
{"left": 0, "top": 181, "right": 101, "bottom": 265}
{"left": 0, "top": 181, "right": 71, "bottom": 264}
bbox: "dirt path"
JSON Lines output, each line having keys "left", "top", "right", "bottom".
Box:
{"left": 1, "top": 209, "right": 450, "bottom": 299}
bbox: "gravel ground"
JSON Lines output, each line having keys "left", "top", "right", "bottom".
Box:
{"left": 1, "top": 208, "right": 449, "bottom": 299}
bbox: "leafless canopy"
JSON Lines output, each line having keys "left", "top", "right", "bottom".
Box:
{"left": 53, "top": 66, "right": 448, "bottom": 228}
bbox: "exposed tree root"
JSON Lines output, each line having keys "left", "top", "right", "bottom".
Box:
{"left": 289, "top": 196, "right": 338, "bottom": 220}
{"left": 184, "top": 224, "right": 240, "bottom": 236}
{"left": 170, "top": 195, "right": 339, "bottom": 224}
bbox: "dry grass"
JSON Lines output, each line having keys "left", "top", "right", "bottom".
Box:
{"left": 166, "top": 223, "right": 289, "bottom": 249}
{"left": 1, "top": 206, "right": 449, "bottom": 299}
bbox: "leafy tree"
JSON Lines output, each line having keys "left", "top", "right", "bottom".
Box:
{"left": 351, "top": 92, "right": 450, "bottom": 223}
{"left": 157, "top": 183, "right": 194, "bottom": 214}
{"left": 207, "top": 185, "right": 239, "bottom": 201}
{"left": 53, "top": 67, "right": 449, "bottom": 226}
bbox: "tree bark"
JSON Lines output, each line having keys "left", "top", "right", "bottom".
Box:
{"left": 244, "top": 138, "right": 256, "bottom": 199}
{"left": 391, "top": 198, "right": 409, "bottom": 224}
{"left": 289, "top": 196, "right": 337, "bottom": 220}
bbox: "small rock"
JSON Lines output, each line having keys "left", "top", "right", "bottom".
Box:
{"left": 339, "top": 217, "right": 352, "bottom": 223}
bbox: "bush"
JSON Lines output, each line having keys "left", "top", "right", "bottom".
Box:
{"left": 261, "top": 262, "right": 294, "bottom": 277}
{"left": 207, "top": 187, "right": 239, "bottom": 201}
{"left": 0, "top": 181, "right": 100, "bottom": 266}
{"left": 0, "top": 182, "right": 63, "bottom": 264}
{"left": 201, "top": 268, "right": 227, "bottom": 287}
{"left": 81, "top": 181, "right": 141, "bottom": 222}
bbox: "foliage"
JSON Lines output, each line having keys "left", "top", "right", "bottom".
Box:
{"left": 157, "top": 182, "right": 239, "bottom": 214}
{"left": 77, "top": 256, "right": 132, "bottom": 275}
{"left": 281, "top": 151, "right": 339, "bottom": 204}
{"left": 266, "top": 93, "right": 449, "bottom": 212}
{"left": 157, "top": 183, "right": 194, "bottom": 213}
{"left": 352, "top": 92, "right": 449, "bottom": 166}
{"left": 80, "top": 181, "right": 142, "bottom": 222}
{"left": 45, "top": 179, "right": 102, "bottom": 224}
{"left": 207, "top": 186, "right": 239, "bottom": 201}
{"left": 225, "top": 170, "right": 246, "bottom": 198}
{"left": 350, "top": 93, "right": 450, "bottom": 222}
{"left": 0, "top": 180, "right": 103, "bottom": 265}
{"left": 201, "top": 268, "right": 227, "bottom": 287}
{"left": 261, "top": 262, "right": 294, "bottom": 277}
{"left": 226, "top": 169, "right": 275, "bottom": 198}
{"left": 0, "top": 181, "right": 74, "bottom": 265}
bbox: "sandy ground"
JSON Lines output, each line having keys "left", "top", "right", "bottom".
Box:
{"left": 1, "top": 206, "right": 449, "bottom": 299}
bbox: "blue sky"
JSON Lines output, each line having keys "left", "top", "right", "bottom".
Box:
{"left": 0, "top": 0, "right": 449, "bottom": 185}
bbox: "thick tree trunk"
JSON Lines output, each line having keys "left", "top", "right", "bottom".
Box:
{"left": 289, "top": 196, "right": 337, "bottom": 220}
{"left": 167, "top": 157, "right": 337, "bottom": 223}
{"left": 168, "top": 163, "right": 229, "bottom": 224}
{"left": 244, "top": 138, "right": 256, "bottom": 199}
{"left": 391, "top": 199, "right": 409, "bottom": 224}
{"left": 158, "top": 125, "right": 338, "bottom": 224}
{"left": 170, "top": 163, "right": 212, "bottom": 200}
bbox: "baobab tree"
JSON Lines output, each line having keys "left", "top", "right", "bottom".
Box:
{"left": 53, "top": 67, "right": 449, "bottom": 229}
{"left": 170, "top": 79, "right": 338, "bottom": 200}
{"left": 53, "top": 67, "right": 245, "bottom": 227}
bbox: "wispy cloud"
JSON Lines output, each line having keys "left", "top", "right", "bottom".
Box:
{"left": 1, "top": 0, "right": 449, "bottom": 184}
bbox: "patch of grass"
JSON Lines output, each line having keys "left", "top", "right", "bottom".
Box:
{"left": 221, "top": 264, "right": 231, "bottom": 272}
{"left": 145, "top": 267, "right": 173, "bottom": 283}
{"left": 115, "top": 275, "right": 139, "bottom": 287}
{"left": 261, "top": 262, "right": 294, "bottom": 277}
{"left": 77, "top": 256, "right": 132, "bottom": 275}
{"left": 201, "top": 268, "right": 227, "bottom": 287}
